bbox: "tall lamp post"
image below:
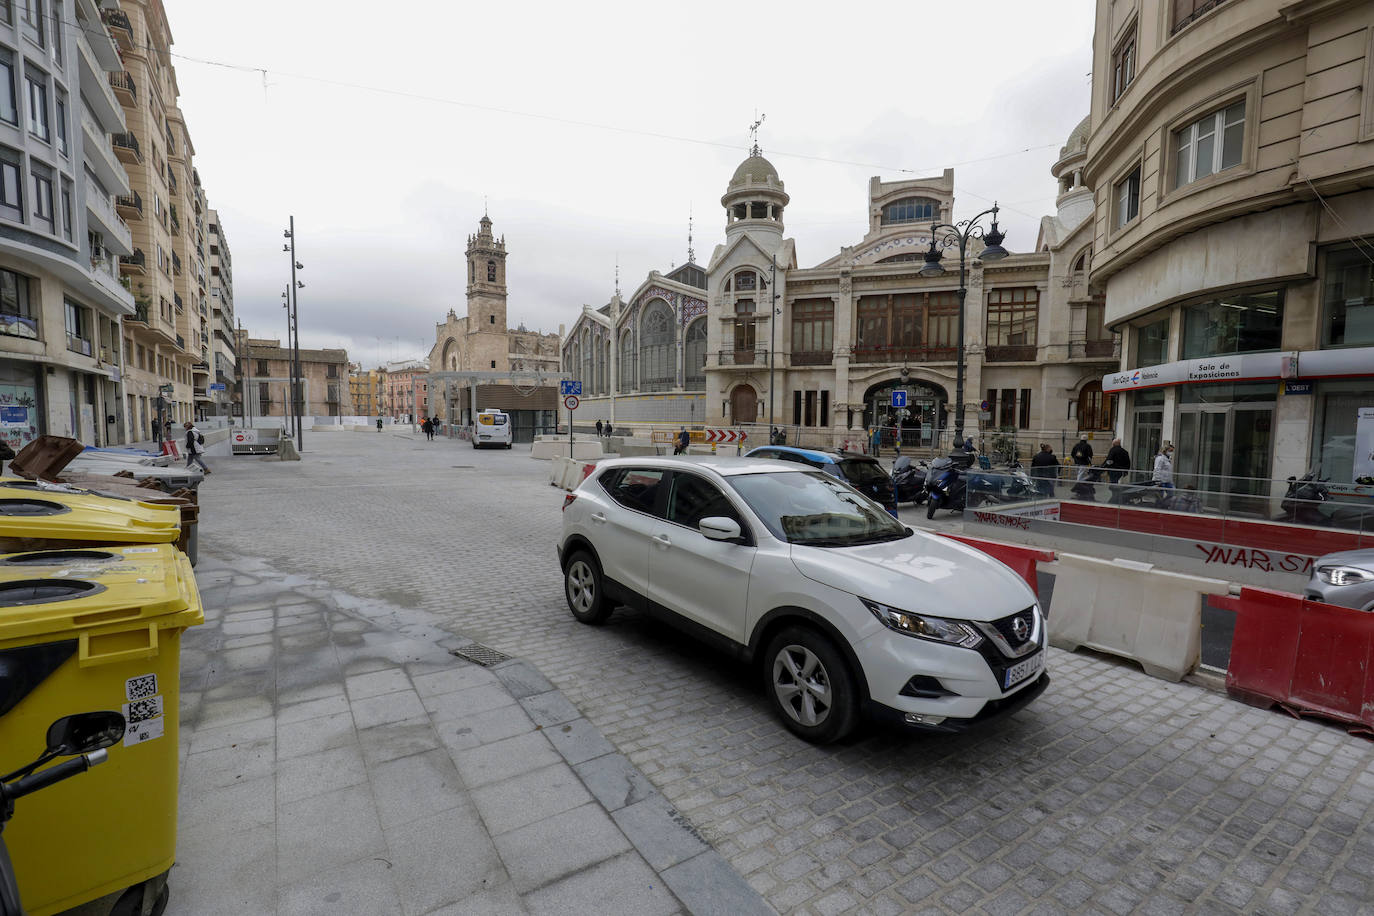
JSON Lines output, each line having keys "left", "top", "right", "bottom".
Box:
{"left": 767, "top": 254, "right": 777, "bottom": 433}
{"left": 918, "top": 204, "right": 1009, "bottom": 447}
{"left": 283, "top": 217, "right": 304, "bottom": 453}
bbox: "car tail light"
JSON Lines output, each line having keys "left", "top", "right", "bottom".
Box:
{"left": 562, "top": 493, "right": 577, "bottom": 511}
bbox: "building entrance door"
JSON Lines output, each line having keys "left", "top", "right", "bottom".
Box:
{"left": 1177, "top": 402, "right": 1273, "bottom": 516}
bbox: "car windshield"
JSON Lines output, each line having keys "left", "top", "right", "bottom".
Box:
{"left": 839, "top": 460, "right": 888, "bottom": 487}
{"left": 727, "top": 470, "right": 909, "bottom": 546}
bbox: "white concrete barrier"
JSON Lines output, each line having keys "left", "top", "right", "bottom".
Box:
{"left": 1046, "top": 553, "right": 1229, "bottom": 681}
{"left": 549, "top": 456, "right": 571, "bottom": 487}
{"left": 530, "top": 440, "right": 603, "bottom": 460}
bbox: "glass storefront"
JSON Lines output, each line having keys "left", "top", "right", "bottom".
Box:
{"left": 1129, "top": 388, "right": 1164, "bottom": 473}
{"left": 1181, "top": 289, "right": 1283, "bottom": 359}
{"left": 1310, "top": 380, "right": 1374, "bottom": 485}
{"left": 1321, "top": 246, "right": 1374, "bottom": 348}
{"left": 1177, "top": 382, "right": 1275, "bottom": 515}
{"left": 0, "top": 358, "right": 42, "bottom": 452}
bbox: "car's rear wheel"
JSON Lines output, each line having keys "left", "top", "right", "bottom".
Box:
{"left": 763, "top": 626, "right": 859, "bottom": 744}
{"left": 564, "top": 551, "right": 611, "bottom": 624}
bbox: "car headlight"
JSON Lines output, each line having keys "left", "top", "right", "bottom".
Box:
{"left": 861, "top": 598, "right": 983, "bottom": 648}
{"left": 1316, "top": 565, "right": 1373, "bottom": 586}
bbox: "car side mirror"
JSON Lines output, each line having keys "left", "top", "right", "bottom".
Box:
{"left": 699, "top": 517, "right": 742, "bottom": 542}
{"left": 45, "top": 711, "right": 126, "bottom": 756}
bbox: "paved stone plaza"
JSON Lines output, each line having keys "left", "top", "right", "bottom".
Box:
{"left": 191, "top": 432, "right": 1374, "bottom": 915}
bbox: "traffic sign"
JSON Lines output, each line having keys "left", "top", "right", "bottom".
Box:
{"left": 560, "top": 380, "right": 582, "bottom": 396}
{"left": 563, "top": 394, "right": 580, "bottom": 411}
{"left": 704, "top": 428, "right": 747, "bottom": 444}
{"left": 890, "top": 390, "right": 907, "bottom": 408}
{"left": 209, "top": 383, "right": 226, "bottom": 391}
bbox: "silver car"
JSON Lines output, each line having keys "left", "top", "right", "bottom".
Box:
{"left": 1304, "top": 549, "right": 1374, "bottom": 611}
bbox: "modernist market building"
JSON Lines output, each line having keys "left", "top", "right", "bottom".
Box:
{"left": 562, "top": 132, "right": 1121, "bottom": 454}
{"left": 1088, "top": 0, "right": 1374, "bottom": 496}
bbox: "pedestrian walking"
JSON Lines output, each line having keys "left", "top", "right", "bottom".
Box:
{"left": 1071, "top": 435, "right": 1094, "bottom": 482}
{"left": 870, "top": 426, "right": 881, "bottom": 458}
{"left": 595, "top": 419, "right": 604, "bottom": 437}
{"left": 1103, "top": 437, "right": 1130, "bottom": 484}
{"left": 674, "top": 426, "right": 690, "bottom": 455}
{"left": 604, "top": 421, "right": 613, "bottom": 439}
{"left": 1030, "top": 443, "right": 1059, "bottom": 497}
{"left": 183, "top": 421, "right": 211, "bottom": 474}
{"left": 1153, "top": 441, "right": 1175, "bottom": 490}
{"left": 421, "top": 418, "right": 431, "bottom": 440}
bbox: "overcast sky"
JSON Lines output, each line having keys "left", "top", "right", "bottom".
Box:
{"left": 169, "top": 0, "right": 1095, "bottom": 370}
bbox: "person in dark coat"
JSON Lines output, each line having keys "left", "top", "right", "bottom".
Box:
{"left": 674, "top": 426, "right": 690, "bottom": 455}
{"left": 1071, "top": 435, "right": 1094, "bottom": 482}
{"left": 1030, "top": 443, "right": 1059, "bottom": 496}
{"left": 1103, "top": 437, "right": 1131, "bottom": 484}
{"left": 595, "top": 419, "right": 604, "bottom": 437}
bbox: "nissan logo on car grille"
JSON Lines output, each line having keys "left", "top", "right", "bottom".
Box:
{"left": 1010, "top": 615, "right": 1030, "bottom": 643}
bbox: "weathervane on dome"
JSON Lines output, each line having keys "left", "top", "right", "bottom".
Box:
{"left": 749, "top": 112, "right": 766, "bottom": 157}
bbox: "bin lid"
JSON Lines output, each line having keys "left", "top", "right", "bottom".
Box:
{"left": 0, "top": 487, "right": 179, "bottom": 544}
{"left": 0, "top": 544, "right": 202, "bottom": 644}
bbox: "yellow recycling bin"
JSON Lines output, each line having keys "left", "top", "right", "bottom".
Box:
{"left": 0, "top": 543, "right": 203, "bottom": 915}
{"left": 0, "top": 484, "right": 181, "bottom": 555}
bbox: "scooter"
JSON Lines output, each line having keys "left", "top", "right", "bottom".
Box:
{"left": 1069, "top": 466, "right": 1105, "bottom": 501}
{"left": 2, "top": 711, "right": 128, "bottom": 916}
{"left": 1277, "top": 470, "right": 1373, "bottom": 529}
{"left": 1120, "top": 477, "right": 1173, "bottom": 508}
{"left": 891, "top": 456, "right": 928, "bottom": 505}
{"left": 967, "top": 461, "right": 1038, "bottom": 505}
{"left": 925, "top": 455, "right": 968, "bottom": 518}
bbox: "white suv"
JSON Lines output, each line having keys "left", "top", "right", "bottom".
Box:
{"left": 558, "top": 457, "right": 1048, "bottom": 744}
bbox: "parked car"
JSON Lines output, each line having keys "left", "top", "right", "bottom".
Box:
{"left": 558, "top": 457, "right": 1049, "bottom": 743}
{"left": 745, "top": 446, "right": 898, "bottom": 516}
{"left": 1304, "top": 549, "right": 1374, "bottom": 611}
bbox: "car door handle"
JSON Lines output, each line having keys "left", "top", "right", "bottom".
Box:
{"left": 590, "top": 513, "right": 607, "bottom": 524}
{"left": 652, "top": 534, "right": 672, "bottom": 549}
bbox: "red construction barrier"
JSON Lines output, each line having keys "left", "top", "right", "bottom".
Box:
{"left": 939, "top": 534, "right": 1055, "bottom": 600}
{"left": 160, "top": 440, "right": 180, "bottom": 459}
{"left": 1223, "top": 585, "right": 1374, "bottom": 737}
{"left": 1056, "top": 502, "right": 1369, "bottom": 555}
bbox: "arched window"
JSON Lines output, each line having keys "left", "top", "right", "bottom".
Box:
{"left": 881, "top": 197, "right": 938, "bottom": 225}
{"left": 618, "top": 330, "right": 634, "bottom": 392}
{"left": 1078, "top": 381, "right": 1115, "bottom": 430}
{"left": 487, "top": 260, "right": 496, "bottom": 282}
{"left": 684, "top": 318, "right": 707, "bottom": 389}
{"left": 733, "top": 270, "right": 757, "bottom": 292}
{"left": 639, "top": 300, "right": 674, "bottom": 391}
{"left": 1073, "top": 247, "right": 1091, "bottom": 272}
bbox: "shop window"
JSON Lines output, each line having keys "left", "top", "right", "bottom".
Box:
{"left": 1320, "top": 246, "right": 1374, "bottom": 348}
{"left": 1180, "top": 288, "right": 1283, "bottom": 359}
{"left": 1310, "top": 381, "right": 1373, "bottom": 484}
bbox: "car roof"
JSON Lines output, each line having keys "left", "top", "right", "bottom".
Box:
{"left": 747, "top": 445, "right": 877, "bottom": 465}
{"left": 594, "top": 456, "right": 817, "bottom": 477}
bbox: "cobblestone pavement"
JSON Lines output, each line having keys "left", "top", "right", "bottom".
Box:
{"left": 199, "top": 432, "right": 1374, "bottom": 915}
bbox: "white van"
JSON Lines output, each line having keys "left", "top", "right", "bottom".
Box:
{"left": 473, "top": 409, "right": 513, "bottom": 449}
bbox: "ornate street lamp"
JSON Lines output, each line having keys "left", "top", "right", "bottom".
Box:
{"left": 919, "top": 204, "right": 1009, "bottom": 446}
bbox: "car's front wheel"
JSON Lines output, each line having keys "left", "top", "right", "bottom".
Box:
{"left": 563, "top": 551, "right": 611, "bottom": 624}
{"left": 763, "top": 626, "right": 859, "bottom": 744}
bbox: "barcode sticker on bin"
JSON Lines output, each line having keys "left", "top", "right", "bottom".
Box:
{"left": 123, "top": 715, "right": 164, "bottom": 747}
{"left": 126, "top": 695, "right": 163, "bottom": 723}
{"left": 126, "top": 674, "right": 157, "bottom": 701}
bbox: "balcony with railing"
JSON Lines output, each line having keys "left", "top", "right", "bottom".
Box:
{"left": 115, "top": 190, "right": 142, "bottom": 220}
{"left": 86, "top": 193, "right": 131, "bottom": 255}
{"left": 108, "top": 71, "right": 136, "bottom": 106}
{"left": 101, "top": 8, "right": 133, "bottom": 49}
{"left": 129, "top": 301, "right": 150, "bottom": 324}
{"left": 850, "top": 344, "right": 957, "bottom": 364}
{"left": 713, "top": 349, "right": 770, "bottom": 367}
{"left": 984, "top": 345, "right": 1038, "bottom": 362}
{"left": 175, "top": 334, "right": 185, "bottom": 349}
{"left": 80, "top": 107, "right": 129, "bottom": 197}
{"left": 173, "top": 292, "right": 183, "bottom": 311}
{"left": 791, "top": 350, "right": 834, "bottom": 367}
{"left": 1069, "top": 337, "right": 1122, "bottom": 360}
{"left": 172, "top": 252, "right": 182, "bottom": 275}
{"left": 111, "top": 131, "right": 141, "bottom": 164}
{"left": 119, "top": 248, "right": 146, "bottom": 275}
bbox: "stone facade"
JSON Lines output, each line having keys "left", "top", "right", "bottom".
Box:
{"left": 379, "top": 360, "right": 428, "bottom": 422}
{"left": 1086, "top": 0, "right": 1374, "bottom": 489}
{"left": 242, "top": 338, "right": 349, "bottom": 419}
{"left": 430, "top": 216, "right": 560, "bottom": 377}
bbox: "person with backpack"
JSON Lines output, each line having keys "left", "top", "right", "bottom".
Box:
{"left": 183, "top": 422, "right": 211, "bottom": 474}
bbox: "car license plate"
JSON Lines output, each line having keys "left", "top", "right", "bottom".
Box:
{"left": 1004, "top": 652, "right": 1044, "bottom": 690}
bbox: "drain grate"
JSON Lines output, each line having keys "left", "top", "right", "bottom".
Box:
{"left": 450, "top": 643, "right": 512, "bottom": 667}
{"left": 450, "top": 465, "right": 474, "bottom": 469}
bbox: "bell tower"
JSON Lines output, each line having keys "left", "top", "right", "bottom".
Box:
{"left": 465, "top": 214, "right": 508, "bottom": 338}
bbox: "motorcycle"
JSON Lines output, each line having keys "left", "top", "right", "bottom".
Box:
{"left": 925, "top": 451, "right": 973, "bottom": 519}
{"left": 1069, "top": 465, "right": 1105, "bottom": 502}
{"left": 1277, "top": 469, "right": 1373, "bottom": 529}
{"left": 2, "top": 711, "right": 128, "bottom": 916}
{"left": 891, "top": 456, "right": 928, "bottom": 505}
{"left": 1120, "top": 477, "right": 1173, "bottom": 509}
{"left": 967, "top": 461, "right": 1038, "bottom": 506}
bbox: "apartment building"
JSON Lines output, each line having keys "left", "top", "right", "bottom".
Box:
{"left": 348, "top": 364, "right": 381, "bottom": 417}
{"left": 0, "top": 0, "right": 138, "bottom": 451}
{"left": 207, "top": 206, "right": 235, "bottom": 416}
{"left": 381, "top": 359, "right": 427, "bottom": 421}
{"left": 242, "top": 338, "right": 349, "bottom": 419}
{"left": 1086, "top": 0, "right": 1374, "bottom": 493}
{"left": 111, "top": 0, "right": 213, "bottom": 441}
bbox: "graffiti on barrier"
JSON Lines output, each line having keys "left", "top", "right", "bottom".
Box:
{"left": 1195, "top": 544, "right": 1314, "bottom": 574}
{"left": 973, "top": 511, "right": 1030, "bottom": 530}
